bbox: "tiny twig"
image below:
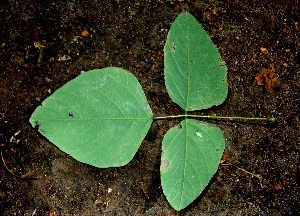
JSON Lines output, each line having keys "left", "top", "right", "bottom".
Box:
{"left": 241, "top": 9, "right": 260, "bottom": 14}
{"left": 0, "top": 191, "right": 11, "bottom": 204}
{"left": 1, "top": 148, "right": 20, "bottom": 178}
{"left": 221, "top": 162, "right": 265, "bottom": 188}
{"left": 1, "top": 130, "right": 40, "bottom": 180}
{"left": 1, "top": 148, "right": 40, "bottom": 180}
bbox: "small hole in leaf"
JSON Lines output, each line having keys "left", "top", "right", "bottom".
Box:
{"left": 172, "top": 43, "right": 176, "bottom": 52}
{"left": 191, "top": 60, "right": 194, "bottom": 63}
{"left": 69, "top": 112, "right": 74, "bottom": 118}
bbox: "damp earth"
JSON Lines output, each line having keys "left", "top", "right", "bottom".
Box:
{"left": 1, "top": 1, "right": 299, "bottom": 215}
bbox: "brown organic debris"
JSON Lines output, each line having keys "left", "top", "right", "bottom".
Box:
{"left": 260, "top": 47, "right": 269, "bottom": 54}
{"left": 1, "top": 149, "right": 40, "bottom": 180}
{"left": 81, "top": 30, "right": 89, "bottom": 37}
{"left": 221, "top": 161, "right": 265, "bottom": 188}
{"left": 255, "top": 64, "right": 280, "bottom": 93}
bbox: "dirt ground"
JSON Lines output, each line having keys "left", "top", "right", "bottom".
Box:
{"left": 0, "top": 0, "right": 299, "bottom": 215}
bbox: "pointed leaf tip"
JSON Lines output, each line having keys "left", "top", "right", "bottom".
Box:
{"left": 164, "top": 12, "right": 228, "bottom": 111}
{"left": 161, "top": 119, "right": 225, "bottom": 210}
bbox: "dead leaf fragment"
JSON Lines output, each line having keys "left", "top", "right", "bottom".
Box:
{"left": 255, "top": 64, "right": 280, "bottom": 93}
{"left": 260, "top": 47, "right": 269, "bottom": 54}
{"left": 278, "top": 141, "right": 284, "bottom": 147}
{"left": 95, "top": 199, "right": 103, "bottom": 205}
{"left": 295, "top": 22, "right": 300, "bottom": 30}
{"left": 34, "top": 40, "right": 46, "bottom": 49}
{"left": 81, "top": 30, "right": 89, "bottom": 37}
{"left": 220, "top": 154, "right": 230, "bottom": 163}
{"left": 58, "top": 55, "right": 71, "bottom": 61}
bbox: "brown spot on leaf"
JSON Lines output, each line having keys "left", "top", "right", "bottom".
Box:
{"left": 160, "top": 159, "right": 169, "bottom": 172}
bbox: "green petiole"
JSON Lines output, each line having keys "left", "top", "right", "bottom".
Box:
{"left": 153, "top": 115, "right": 275, "bottom": 122}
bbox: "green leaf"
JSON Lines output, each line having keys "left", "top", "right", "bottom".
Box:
{"left": 30, "top": 67, "right": 153, "bottom": 168}
{"left": 164, "top": 12, "right": 228, "bottom": 111}
{"left": 160, "top": 119, "right": 225, "bottom": 211}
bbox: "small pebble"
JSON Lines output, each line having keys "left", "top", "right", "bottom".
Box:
{"left": 139, "top": 60, "right": 153, "bottom": 68}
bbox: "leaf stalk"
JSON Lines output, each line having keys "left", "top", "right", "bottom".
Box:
{"left": 153, "top": 115, "right": 275, "bottom": 122}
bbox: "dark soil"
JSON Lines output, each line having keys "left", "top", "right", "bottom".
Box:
{"left": 1, "top": 0, "right": 299, "bottom": 215}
